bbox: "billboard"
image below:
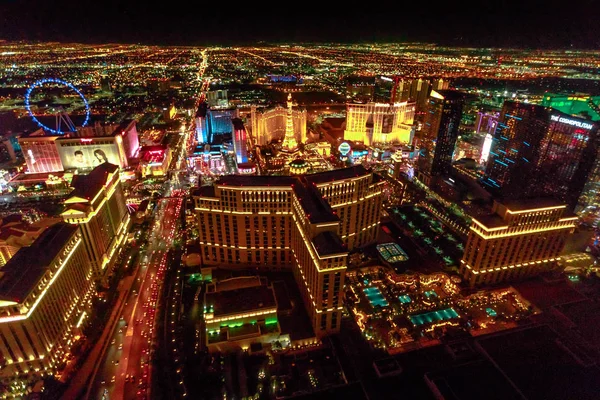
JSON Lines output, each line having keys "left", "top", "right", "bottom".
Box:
{"left": 57, "top": 139, "right": 122, "bottom": 170}
{"left": 20, "top": 138, "right": 64, "bottom": 173}
{"left": 381, "top": 113, "right": 394, "bottom": 133}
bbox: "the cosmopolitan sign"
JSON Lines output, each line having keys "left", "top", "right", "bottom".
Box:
{"left": 551, "top": 114, "right": 594, "bottom": 130}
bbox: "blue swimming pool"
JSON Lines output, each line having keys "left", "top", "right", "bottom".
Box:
{"left": 399, "top": 295, "right": 412, "bottom": 304}
{"left": 364, "top": 287, "right": 388, "bottom": 307}
{"left": 409, "top": 308, "right": 459, "bottom": 326}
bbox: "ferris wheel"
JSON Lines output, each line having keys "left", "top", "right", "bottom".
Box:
{"left": 25, "top": 78, "right": 90, "bottom": 135}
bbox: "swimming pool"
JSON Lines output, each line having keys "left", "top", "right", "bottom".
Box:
{"left": 399, "top": 294, "right": 412, "bottom": 304}
{"left": 486, "top": 308, "right": 497, "bottom": 317}
{"left": 424, "top": 290, "right": 438, "bottom": 298}
{"left": 409, "top": 308, "right": 459, "bottom": 326}
{"left": 364, "top": 286, "right": 389, "bottom": 307}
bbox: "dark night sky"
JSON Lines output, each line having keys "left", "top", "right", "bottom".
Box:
{"left": 1, "top": 0, "right": 599, "bottom": 48}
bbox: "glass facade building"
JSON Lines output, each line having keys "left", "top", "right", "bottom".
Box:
{"left": 418, "top": 90, "right": 465, "bottom": 178}
{"left": 483, "top": 101, "right": 599, "bottom": 210}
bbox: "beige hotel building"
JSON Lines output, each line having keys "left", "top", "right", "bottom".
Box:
{"left": 0, "top": 223, "right": 95, "bottom": 383}
{"left": 460, "top": 198, "right": 576, "bottom": 287}
{"left": 344, "top": 101, "right": 415, "bottom": 146}
{"left": 61, "top": 163, "right": 130, "bottom": 279}
{"left": 193, "top": 166, "right": 384, "bottom": 337}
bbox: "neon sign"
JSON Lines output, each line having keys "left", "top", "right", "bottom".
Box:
{"left": 550, "top": 115, "right": 594, "bottom": 130}
{"left": 338, "top": 142, "right": 351, "bottom": 156}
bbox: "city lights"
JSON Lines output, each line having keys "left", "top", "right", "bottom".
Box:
{"left": 0, "top": 11, "right": 598, "bottom": 398}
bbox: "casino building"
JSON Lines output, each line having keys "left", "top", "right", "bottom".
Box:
{"left": 61, "top": 163, "right": 130, "bottom": 279}
{"left": 482, "top": 101, "right": 599, "bottom": 211}
{"left": 460, "top": 198, "right": 576, "bottom": 287}
{"left": 0, "top": 223, "right": 95, "bottom": 382}
{"left": 344, "top": 101, "right": 415, "bottom": 146}
{"left": 18, "top": 120, "right": 139, "bottom": 174}
{"left": 193, "top": 166, "right": 384, "bottom": 337}
{"left": 250, "top": 98, "right": 307, "bottom": 147}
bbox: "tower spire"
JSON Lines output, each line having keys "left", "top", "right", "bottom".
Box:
{"left": 282, "top": 93, "right": 298, "bottom": 151}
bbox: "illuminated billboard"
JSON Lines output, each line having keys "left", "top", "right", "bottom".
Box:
{"left": 18, "top": 136, "right": 64, "bottom": 173}
{"left": 480, "top": 133, "right": 493, "bottom": 164}
{"left": 56, "top": 138, "right": 124, "bottom": 170}
{"left": 550, "top": 114, "right": 594, "bottom": 130}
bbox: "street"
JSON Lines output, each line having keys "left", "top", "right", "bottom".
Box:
{"left": 89, "top": 195, "right": 183, "bottom": 400}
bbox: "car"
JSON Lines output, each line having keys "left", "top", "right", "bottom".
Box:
{"left": 111, "top": 375, "right": 116, "bottom": 383}
{"left": 111, "top": 339, "right": 116, "bottom": 345}
{"left": 118, "top": 343, "right": 123, "bottom": 350}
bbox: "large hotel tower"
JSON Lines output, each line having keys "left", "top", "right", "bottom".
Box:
{"left": 193, "top": 166, "right": 384, "bottom": 337}
{"left": 0, "top": 223, "right": 95, "bottom": 381}
{"left": 417, "top": 89, "right": 465, "bottom": 181}
{"left": 482, "top": 101, "right": 599, "bottom": 211}
{"left": 61, "top": 163, "right": 130, "bottom": 279}
{"left": 344, "top": 102, "right": 415, "bottom": 145}
{"left": 460, "top": 198, "right": 576, "bottom": 287}
{"left": 250, "top": 97, "right": 307, "bottom": 147}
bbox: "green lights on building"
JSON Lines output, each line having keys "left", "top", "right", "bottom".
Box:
{"left": 541, "top": 94, "right": 600, "bottom": 121}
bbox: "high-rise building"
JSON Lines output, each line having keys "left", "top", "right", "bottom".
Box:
{"left": 195, "top": 102, "right": 239, "bottom": 145}
{"left": 55, "top": 121, "right": 139, "bottom": 171}
{"left": 460, "top": 198, "right": 576, "bottom": 286}
{"left": 61, "top": 163, "right": 130, "bottom": 279}
{"left": 210, "top": 108, "right": 239, "bottom": 137}
{"left": 0, "top": 223, "right": 95, "bottom": 382}
{"left": 193, "top": 166, "right": 384, "bottom": 336}
{"left": 232, "top": 118, "right": 249, "bottom": 164}
{"left": 392, "top": 78, "right": 449, "bottom": 112}
{"left": 0, "top": 216, "right": 61, "bottom": 267}
{"left": 195, "top": 101, "right": 210, "bottom": 143}
{"left": 482, "top": 101, "right": 599, "bottom": 210}
{"left": 475, "top": 110, "right": 500, "bottom": 135}
{"left": 206, "top": 90, "right": 229, "bottom": 108}
{"left": 250, "top": 103, "right": 307, "bottom": 147}
{"left": 113, "top": 120, "right": 140, "bottom": 159}
{"left": 344, "top": 102, "right": 415, "bottom": 146}
{"left": 346, "top": 77, "right": 375, "bottom": 102}
{"left": 18, "top": 131, "right": 63, "bottom": 174}
{"left": 578, "top": 151, "right": 600, "bottom": 212}
{"left": 417, "top": 90, "right": 466, "bottom": 179}
{"left": 540, "top": 93, "right": 600, "bottom": 121}
{"left": 100, "top": 75, "right": 111, "bottom": 92}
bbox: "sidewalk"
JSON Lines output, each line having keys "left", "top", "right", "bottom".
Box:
{"left": 61, "top": 277, "right": 133, "bottom": 400}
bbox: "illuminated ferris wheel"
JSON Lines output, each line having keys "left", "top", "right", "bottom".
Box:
{"left": 25, "top": 78, "right": 90, "bottom": 135}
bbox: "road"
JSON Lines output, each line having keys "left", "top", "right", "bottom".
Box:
{"left": 89, "top": 194, "right": 182, "bottom": 400}
{"left": 88, "top": 53, "right": 196, "bottom": 400}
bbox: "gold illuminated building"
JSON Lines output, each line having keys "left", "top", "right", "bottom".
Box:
{"left": 344, "top": 101, "right": 415, "bottom": 145}
{"left": 0, "top": 223, "right": 95, "bottom": 382}
{"left": 193, "top": 166, "right": 384, "bottom": 336}
{"left": 61, "top": 163, "right": 130, "bottom": 279}
{"left": 250, "top": 100, "right": 307, "bottom": 147}
{"left": 460, "top": 199, "right": 576, "bottom": 287}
